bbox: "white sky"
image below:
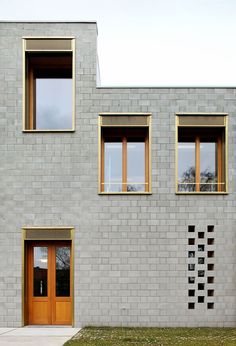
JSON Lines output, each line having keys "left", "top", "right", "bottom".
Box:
{"left": 1, "top": 0, "right": 236, "bottom": 86}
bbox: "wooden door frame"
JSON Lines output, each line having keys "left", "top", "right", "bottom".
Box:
{"left": 22, "top": 227, "right": 74, "bottom": 326}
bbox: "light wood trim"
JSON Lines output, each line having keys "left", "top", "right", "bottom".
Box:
{"left": 195, "top": 136, "right": 200, "bottom": 192}
{"left": 217, "top": 136, "right": 222, "bottom": 192}
{"left": 28, "top": 66, "right": 35, "bottom": 129}
{"left": 145, "top": 135, "right": 149, "bottom": 192}
{"left": 122, "top": 137, "right": 127, "bottom": 192}
{"left": 101, "top": 136, "right": 105, "bottom": 192}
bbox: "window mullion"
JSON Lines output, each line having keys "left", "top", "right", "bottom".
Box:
{"left": 122, "top": 136, "right": 127, "bottom": 192}
{"left": 196, "top": 136, "right": 200, "bottom": 192}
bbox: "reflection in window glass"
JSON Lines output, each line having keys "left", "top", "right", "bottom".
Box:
{"left": 178, "top": 142, "right": 195, "bottom": 192}
{"left": 127, "top": 142, "right": 145, "bottom": 192}
{"left": 34, "top": 247, "right": 48, "bottom": 297}
{"left": 200, "top": 143, "right": 217, "bottom": 191}
{"left": 36, "top": 79, "right": 72, "bottom": 130}
{"left": 56, "top": 247, "right": 70, "bottom": 297}
{"left": 104, "top": 142, "right": 122, "bottom": 192}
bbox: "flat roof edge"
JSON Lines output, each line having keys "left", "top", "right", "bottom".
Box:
{"left": 0, "top": 20, "right": 97, "bottom": 23}
{"left": 97, "top": 86, "right": 236, "bottom": 89}
{"left": 0, "top": 20, "right": 98, "bottom": 34}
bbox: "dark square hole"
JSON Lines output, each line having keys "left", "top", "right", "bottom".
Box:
{"left": 208, "top": 225, "right": 214, "bottom": 232}
{"left": 198, "top": 257, "right": 205, "bottom": 264}
{"left": 198, "top": 232, "right": 204, "bottom": 239}
{"left": 208, "top": 251, "right": 214, "bottom": 258}
{"left": 208, "top": 264, "right": 214, "bottom": 271}
{"left": 207, "top": 238, "right": 214, "bottom": 245}
{"left": 188, "top": 302, "right": 195, "bottom": 309}
{"left": 188, "top": 226, "right": 195, "bottom": 232}
{"left": 189, "top": 238, "right": 195, "bottom": 245}
{"left": 188, "top": 251, "right": 195, "bottom": 258}
{"left": 198, "top": 270, "right": 205, "bottom": 277}
{"left": 198, "top": 296, "right": 204, "bottom": 303}
{"left": 188, "top": 264, "right": 195, "bottom": 271}
{"left": 207, "top": 302, "right": 214, "bottom": 309}
{"left": 208, "top": 277, "right": 214, "bottom": 284}
{"left": 198, "top": 283, "right": 204, "bottom": 290}
{"left": 188, "top": 277, "right": 195, "bottom": 284}
{"left": 198, "top": 245, "right": 204, "bottom": 252}
{"left": 188, "top": 290, "right": 195, "bottom": 297}
{"left": 208, "top": 290, "right": 214, "bottom": 297}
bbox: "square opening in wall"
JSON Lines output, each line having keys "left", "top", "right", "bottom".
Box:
{"left": 198, "top": 245, "right": 205, "bottom": 252}
{"left": 188, "top": 226, "right": 195, "bottom": 232}
{"left": 188, "top": 290, "right": 195, "bottom": 297}
{"left": 207, "top": 302, "right": 214, "bottom": 309}
{"left": 198, "top": 232, "right": 204, "bottom": 239}
{"left": 198, "top": 257, "right": 205, "bottom": 264}
{"left": 198, "top": 296, "right": 204, "bottom": 303}
{"left": 188, "top": 302, "right": 195, "bottom": 309}
{"left": 198, "top": 270, "right": 205, "bottom": 277}
{"left": 208, "top": 251, "right": 214, "bottom": 258}
{"left": 208, "top": 225, "right": 214, "bottom": 232}
{"left": 198, "top": 283, "right": 204, "bottom": 290}
{"left": 188, "top": 251, "right": 195, "bottom": 258}
{"left": 188, "top": 277, "right": 195, "bottom": 284}
{"left": 208, "top": 290, "right": 214, "bottom": 297}
{"left": 208, "top": 264, "right": 214, "bottom": 271}
{"left": 207, "top": 238, "right": 214, "bottom": 245}
{"left": 188, "top": 238, "right": 195, "bottom": 245}
{"left": 188, "top": 264, "right": 195, "bottom": 271}
{"left": 208, "top": 277, "right": 214, "bottom": 284}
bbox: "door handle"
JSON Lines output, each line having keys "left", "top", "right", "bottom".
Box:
{"left": 40, "top": 280, "right": 43, "bottom": 295}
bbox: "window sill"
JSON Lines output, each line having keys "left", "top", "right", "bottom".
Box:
{"left": 99, "top": 192, "right": 152, "bottom": 195}
{"left": 22, "top": 129, "right": 75, "bottom": 133}
{"left": 176, "top": 192, "right": 228, "bottom": 195}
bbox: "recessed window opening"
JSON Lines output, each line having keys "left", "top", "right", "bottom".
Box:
{"left": 177, "top": 115, "right": 227, "bottom": 193}
{"left": 23, "top": 38, "right": 74, "bottom": 131}
{"left": 99, "top": 114, "right": 151, "bottom": 194}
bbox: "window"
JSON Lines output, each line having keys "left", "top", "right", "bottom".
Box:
{"left": 176, "top": 114, "right": 227, "bottom": 193}
{"left": 99, "top": 114, "right": 151, "bottom": 193}
{"left": 23, "top": 38, "right": 75, "bottom": 131}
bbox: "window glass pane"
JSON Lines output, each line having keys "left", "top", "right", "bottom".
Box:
{"left": 36, "top": 79, "right": 72, "bottom": 129}
{"left": 178, "top": 142, "right": 196, "bottom": 191}
{"left": 33, "top": 247, "right": 48, "bottom": 297}
{"left": 127, "top": 142, "right": 145, "bottom": 192}
{"left": 56, "top": 247, "right": 70, "bottom": 297}
{"left": 200, "top": 142, "right": 217, "bottom": 191}
{"left": 104, "top": 142, "right": 122, "bottom": 192}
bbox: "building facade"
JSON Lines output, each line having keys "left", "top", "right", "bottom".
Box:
{"left": 0, "top": 21, "right": 236, "bottom": 327}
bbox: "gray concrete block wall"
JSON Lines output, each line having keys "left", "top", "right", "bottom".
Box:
{"left": 0, "top": 22, "right": 236, "bottom": 327}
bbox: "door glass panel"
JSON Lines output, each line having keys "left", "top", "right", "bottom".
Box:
{"left": 127, "top": 142, "right": 145, "bottom": 192}
{"left": 200, "top": 142, "right": 217, "bottom": 191}
{"left": 104, "top": 142, "right": 122, "bottom": 192}
{"left": 178, "top": 142, "right": 196, "bottom": 192}
{"left": 56, "top": 247, "right": 70, "bottom": 297}
{"left": 33, "top": 247, "right": 48, "bottom": 297}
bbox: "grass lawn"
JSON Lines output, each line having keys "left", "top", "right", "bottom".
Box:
{"left": 64, "top": 327, "right": 236, "bottom": 346}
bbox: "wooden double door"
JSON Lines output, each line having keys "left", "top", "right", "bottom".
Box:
{"left": 26, "top": 241, "right": 72, "bottom": 325}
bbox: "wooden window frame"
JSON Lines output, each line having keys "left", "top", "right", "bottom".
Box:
{"left": 176, "top": 113, "right": 228, "bottom": 194}
{"left": 99, "top": 113, "right": 152, "bottom": 195}
{"left": 22, "top": 37, "right": 75, "bottom": 132}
